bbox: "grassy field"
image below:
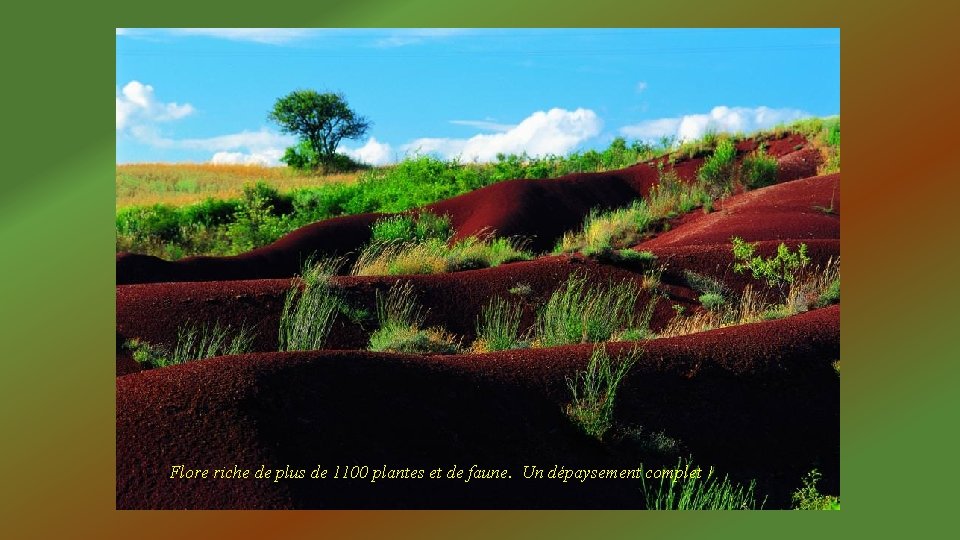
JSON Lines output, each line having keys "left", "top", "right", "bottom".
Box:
{"left": 116, "top": 163, "right": 360, "bottom": 208}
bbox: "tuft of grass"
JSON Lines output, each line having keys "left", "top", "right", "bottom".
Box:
{"left": 279, "top": 258, "right": 343, "bottom": 351}
{"left": 565, "top": 345, "right": 639, "bottom": 440}
{"left": 816, "top": 277, "right": 840, "bottom": 307}
{"left": 554, "top": 200, "right": 653, "bottom": 255}
{"left": 127, "top": 320, "right": 254, "bottom": 369}
{"left": 642, "top": 458, "right": 764, "bottom": 510}
{"left": 368, "top": 281, "right": 461, "bottom": 354}
{"left": 474, "top": 296, "right": 527, "bottom": 352}
{"left": 353, "top": 236, "right": 531, "bottom": 276}
{"left": 792, "top": 469, "right": 840, "bottom": 510}
{"left": 509, "top": 282, "right": 533, "bottom": 296}
{"left": 535, "top": 273, "right": 654, "bottom": 347}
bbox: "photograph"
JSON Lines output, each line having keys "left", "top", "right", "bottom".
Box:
{"left": 115, "top": 28, "right": 840, "bottom": 509}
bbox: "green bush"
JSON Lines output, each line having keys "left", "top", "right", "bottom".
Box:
{"left": 731, "top": 237, "right": 810, "bottom": 287}
{"left": 697, "top": 138, "right": 737, "bottom": 193}
{"left": 642, "top": 458, "right": 764, "bottom": 510}
{"left": 741, "top": 148, "right": 779, "bottom": 189}
{"left": 683, "top": 270, "right": 731, "bottom": 299}
{"left": 792, "top": 469, "right": 840, "bottom": 510}
{"left": 699, "top": 293, "right": 725, "bottom": 311}
{"left": 565, "top": 345, "right": 639, "bottom": 439}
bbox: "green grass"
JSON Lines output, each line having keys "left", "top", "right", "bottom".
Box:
{"left": 565, "top": 345, "right": 639, "bottom": 440}
{"left": 642, "top": 458, "right": 764, "bottom": 510}
{"left": 353, "top": 236, "right": 531, "bottom": 276}
{"left": 698, "top": 293, "right": 726, "bottom": 311}
{"left": 816, "top": 277, "right": 840, "bottom": 307}
{"left": 126, "top": 320, "right": 254, "bottom": 368}
{"left": 535, "top": 273, "right": 654, "bottom": 347}
{"left": 473, "top": 296, "right": 527, "bottom": 352}
{"left": 116, "top": 119, "right": 839, "bottom": 259}
{"left": 370, "top": 211, "right": 452, "bottom": 244}
{"left": 792, "top": 469, "right": 840, "bottom": 510}
{"left": 368, "top": 281, "right": 461, "bottom": 354}
{"left": 278, "top": 258, "right": 343, "bottom": 351}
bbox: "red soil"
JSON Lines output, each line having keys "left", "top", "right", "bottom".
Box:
{"left": 116, "top": 137, "right": 838, "bottom": 509}
{"left": 117, "top": 306, "right": 838, "bottom": 509}
{"left": 117, "top": 135, "right": 817, "bottom": 285}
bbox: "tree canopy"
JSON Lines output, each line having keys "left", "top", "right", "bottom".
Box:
{"left": 268, "top": 90, "right": 371, "bottom": 172}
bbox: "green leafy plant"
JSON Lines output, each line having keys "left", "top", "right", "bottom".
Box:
{"left": 127, "top": 320, "right": 254, "bottom": 369}
{"left": 741, "top": 147, "right": 779, "bottom": 189}
{"left": 698, "top": 293, "right": 725, "bottom": 311}
{"left": 278, "top": 258, "right": 343, "bottom": 351}
{"left": 565, "top": 345, "right": 639, "bottom": 439}
{"left": 697, "top": 138, "right": 737, "bottom": 194}
{"left": 474, "top": 296, "right": 527, "bottom": 352}
{"left": 792, "top": 469, "right": 840, "bottom": 510}
{"left": 731, "top": 237, "right": 810, "bottom": 288}
{"left": 642, "top": 458, "right": 764, "bottom": 510}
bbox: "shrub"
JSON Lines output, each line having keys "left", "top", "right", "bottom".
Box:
{"left": 368, "top": 281, "right": 461, "bottom": 354}
{"left": 509, "top": 283, "right": 533, "bottom": 296}
{"left": 127, "top": 320, "right": 254, "bottom": 369}
{"left": 792, "top": 469, "right": 840, "bottom": 510}
{"left": 535, "top": 273, "right": 652, "bottom": 347}
{"left": 699, "top": 293, "right": 725, "bottom": 311}
{"left": 731, "top": 237, "right": 810, "bottom": 288}
{"left": 474, "top": 296, "right": 527, "bottom": 352}
{"left": 278, "top": 258, "right": 343, "bottom": 351}
{"left": 697, "top": 138, "right": 737, "bottom": 193}
{"left": 741, "top": 148, "right": 779, "bottom": 189}
{"left": 642, "top": 458, "right": 764, "bottom": 510}
{"left": 565, "top": 345, "right": 639, "bottom": 439}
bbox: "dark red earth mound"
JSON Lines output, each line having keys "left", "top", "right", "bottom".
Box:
{"left": 117, "top": 306, "right": 838, "bottom": 509}
{"left": 638, "top": 173, "right": 839, "bottom": 250}
{"left": 117, "top": 135, "right": 818, "bottom": 285}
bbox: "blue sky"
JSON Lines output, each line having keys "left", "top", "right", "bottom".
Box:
{"left": 116, "top": 28, "right": 839, "bottom": 165}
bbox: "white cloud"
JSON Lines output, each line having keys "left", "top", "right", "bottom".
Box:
{"left": 635, "top": 81, "right": 648, "bottom": 94}
{"left": 116, "top": 81, "right": 194, "bottom": 130}
{"left": 620, "top": 105, "right": 810, "bottom": 142}
{"left": 405, "top": 108, "right": 601, "bottom": 162}
{"left": 340, "top": 137, "right": 394, "bottom": 166}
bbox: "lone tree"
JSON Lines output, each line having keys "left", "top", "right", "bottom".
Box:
{"left": 268, "top": 90, "right": 371, "bottom": 172}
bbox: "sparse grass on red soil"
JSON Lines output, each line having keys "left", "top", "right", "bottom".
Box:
{"left": 116, "top": 120, "right": 840, "bottom": 510}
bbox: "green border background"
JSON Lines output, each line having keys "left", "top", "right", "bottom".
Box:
{"left": 2, "top": 0, "right": 956, "bottom": 537}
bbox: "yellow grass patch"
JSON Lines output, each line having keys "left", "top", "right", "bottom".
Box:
{"left": 116, "top": 163, "right": 359, "bottom": 208}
